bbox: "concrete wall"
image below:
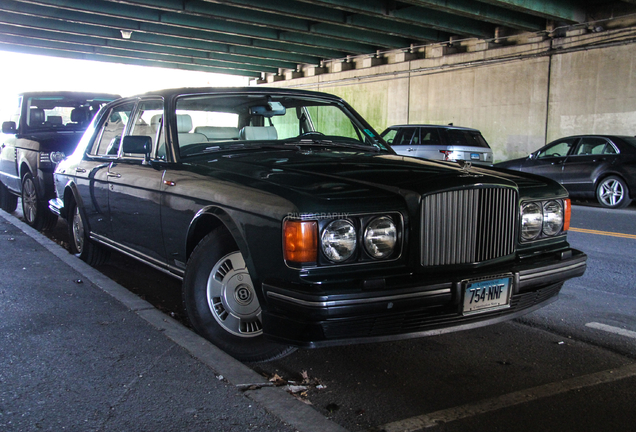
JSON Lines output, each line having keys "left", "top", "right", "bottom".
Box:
{"left": 262, "top": 30, "right": 636, "bottom": 163}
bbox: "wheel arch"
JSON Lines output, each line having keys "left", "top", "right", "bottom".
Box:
{"left": 61, "top": 181, "right": 83, "bottom": 221}
{"left": 186, "top": 206, "right": 251, "bottom": 267}
{"left": 595, "top": 171, "right": 631, "bottom": 197}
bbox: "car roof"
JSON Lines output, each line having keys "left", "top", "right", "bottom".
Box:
{"left": 554, "top": 134, "right": 636, "bottom": 141}
{"left": 18, "top": 91, "right": 121, "bottom": 100}
{"left": 385, "top": 124, "right": 480, "bottom": 132}
{"left": 131, "top": 86, "right": 344, "bottom": 101}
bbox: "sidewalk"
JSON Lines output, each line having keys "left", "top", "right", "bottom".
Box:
{"left": 0, "top": 210, "right": 348, "bottom": 432}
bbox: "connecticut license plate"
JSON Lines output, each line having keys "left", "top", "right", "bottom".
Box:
{"left": 462, "top": 276, "right": 512, "bottom": 314}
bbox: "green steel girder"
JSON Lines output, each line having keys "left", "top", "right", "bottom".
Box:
{"left": 207, "top": 0, "right": 488, "bottom": 38}
{"left": 0, "top": 41, "right": 259, "bottom": 76}
{"left": 124, "top": 0, "right": 448, "bottom": 42}
{"left": 291, "top": 0, "right": 545, "bottom": 33}
{"left": 475, "top": 0, "right": 585, "bottom": 23}
{"left": 0, "top": 11, "right": 312, "bottom": 67}
{"left": 0, "top": 21, "right": 298, "bottom": 70}
{"left": 0, "top": 33, "right": 276, "bottom": 73}
{"left": 0, "top": 1, "right": 346, "bottom": 60}
{"left": 12, "top": 0, "right": 378, "bottom": 54}
{"left": 395, "top": 1, "right": 546, "bottom": 32}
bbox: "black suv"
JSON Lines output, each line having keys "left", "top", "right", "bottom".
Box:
{"left": 0, "top": 91, "right": 119, "bottom": 230}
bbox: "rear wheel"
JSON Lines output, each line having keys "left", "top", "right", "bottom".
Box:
{"left": 0, "top": 181, "right": 18, "bottom": 213}
{"left": 21, "top": 173, "right": 57, "bottom": 231}
{"left": 183, "top": 229, "right": 295, "bottom": 362}
{"left": 596, "top": 176, "right": 631, "bottom": 209}
{"left": 67, "top": 200, "right": 109, "bottom": 266}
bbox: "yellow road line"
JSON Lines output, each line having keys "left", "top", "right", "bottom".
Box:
{"left": 569, "top": 227, "right": 636, "bottom": 239}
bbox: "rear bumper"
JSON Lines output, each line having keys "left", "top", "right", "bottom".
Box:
{"left": 262, "top": 248, "right": 586, "bottom": 347}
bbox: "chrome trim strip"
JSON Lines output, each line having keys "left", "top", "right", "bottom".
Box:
{"left": 519, "top": 260, "right": 586, "bottom": 281}
{"left": 267, "top": 288, "right": 451, "bottom": 308}
{"left": 90, "top": 233, "right": 184, "bottom": 280}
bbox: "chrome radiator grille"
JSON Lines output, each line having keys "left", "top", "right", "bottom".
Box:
{"left": 421, "top": 187, "right": 517, "bottom": 266}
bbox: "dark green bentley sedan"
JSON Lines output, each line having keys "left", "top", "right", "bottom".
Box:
{"left": 49, "top": 87, "right": 587, "bottom": 362}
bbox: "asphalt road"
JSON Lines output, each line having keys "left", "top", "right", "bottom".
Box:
{"left": 33, "top": 200, "right": 636, "bottom": 431}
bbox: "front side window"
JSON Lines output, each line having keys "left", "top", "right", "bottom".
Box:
{"left": 537, "top": 139, "right": 576, "bottom": 159}
{"left": 90, "top": 103, "right": 134, "bottom": 157}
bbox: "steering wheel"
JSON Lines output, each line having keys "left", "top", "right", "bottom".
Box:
{"left": 550, "top": 153, "right": 561, "bottom": 157}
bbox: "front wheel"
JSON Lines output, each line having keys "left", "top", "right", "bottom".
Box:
{"left": 596, "top": 176, "right": 632, "bottom": 209}
{"left": 21, "top": 173, "right": 57, "bottom": 231}
{"left": 183, "top": 230, "right": 295, "bottom": 362}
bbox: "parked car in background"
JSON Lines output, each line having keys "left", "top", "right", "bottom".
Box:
{"left": 50, "top": 87, "right": 585, "bottom": 362}
{"left": 0, "top": 91, "right": 120, "bottom": 229}
{"left": 495, "top": 135, "right": 636, "bottom": 209}
{"left": 381, "top": 124, "right": 494, "bottom": 165}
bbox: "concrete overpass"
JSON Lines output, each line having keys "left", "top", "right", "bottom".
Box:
{"left": 2, "top": 0, "right": 636, "bottom": 160}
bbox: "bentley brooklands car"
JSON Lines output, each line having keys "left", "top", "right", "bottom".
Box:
{"left": 49, "top": 88, "right": 587, "bottom": 362}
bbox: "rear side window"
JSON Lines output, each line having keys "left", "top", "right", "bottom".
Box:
{"left": 90, "top": 103, "right": 134, "bottom": 157}
{"left": 444, "top": 129, "right": 490, "bottom": 148}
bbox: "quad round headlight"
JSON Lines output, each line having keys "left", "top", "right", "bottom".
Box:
{"left": 521, "top": 202, "right": 543, "bottom": 241}
{"left": 542, "top": 200, "right": 564, "bottom": 236}
{"left": 321, "top": 220, "right": 357, "bottom": 262}
{"left": 364, "top": 216, "right": 397, "bottom": 259}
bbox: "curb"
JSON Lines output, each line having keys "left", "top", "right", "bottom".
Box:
{"left": 0, "top": 210, "right": 348, "bottom": 432}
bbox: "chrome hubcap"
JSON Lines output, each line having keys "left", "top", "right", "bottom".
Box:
{"left": 599, "top": 179, "right": 624, "bottom": 207}
{"left": 22, "top": 178, "right": 37, "bottom": 223}
{"left": 72, "top": 207, "right": 84, "bottom": 253}
{"left": 207, "top": 252, "right": 262, "bottom": 338}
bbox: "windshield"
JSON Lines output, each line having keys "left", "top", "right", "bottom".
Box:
{"left": 175, "top": 93, "right": 388, "bottom": 158}
{"left": 23, "top": 95, "right": 115, "bottom": 133}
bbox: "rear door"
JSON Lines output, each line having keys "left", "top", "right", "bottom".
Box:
{"left": 73, "top": 101, "right": 135, "bottom": 240}
{"left": 107, "top": 98, "right": 167, "bottom": 265}
{"left": 562, "top": 137, "right": 619, "bottom": 194}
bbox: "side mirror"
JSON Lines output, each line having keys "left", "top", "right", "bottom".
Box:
{"left": 122, "top": 135, "right": 152, "bottom": 162}
{"left": 2, "top": 121, "right": 16, "bottom": 134}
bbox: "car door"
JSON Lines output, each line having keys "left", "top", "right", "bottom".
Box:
{"left": 561, "top": 137, "right": 619, "bottom": 195}
{"left": 519, "top": 137, "right": 579, "bottom": 184}
{"left": 73, "top": 101, "right": 135, "bottom": 240}
{"left": 107, "top": 98, "right": 167, "bottom": 265}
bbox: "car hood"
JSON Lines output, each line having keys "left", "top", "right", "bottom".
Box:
{"left": 191, "top": 149, "right": 560, "bottom": 204}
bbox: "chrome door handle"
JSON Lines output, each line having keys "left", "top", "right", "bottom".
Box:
{"left": 75, "top": 168, "right": 86, "bottom": 173}
{"left": 107, "top": 172, "right": 121, "bottom": 178}
{"left": 407, "top": 148, "right": 416, "bottom": 152}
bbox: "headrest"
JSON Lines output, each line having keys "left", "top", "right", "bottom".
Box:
{"left": 150, "top": 114, "right": 163, "bottom": 130}
{"left": 177, "top": 114, "right": 193, "bottom": 133}
{"left": 239, "top": 126, "right": 278, "bottom": 141}
{"left": 194, "top": 126, "right": 239, "bottom": 140}
{"left": 71, "top": 107, "right": 90, "bottom": 123}
{"left": 29, "top": 109, "right": 45, "bottom": 126}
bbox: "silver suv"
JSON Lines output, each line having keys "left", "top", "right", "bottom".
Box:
{"left": 381, "top": 124, "right": 493, "bottom": 165}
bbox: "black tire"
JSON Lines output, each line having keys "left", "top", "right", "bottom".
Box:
{"left": 21, "top": 172, "right": 57, "bottom": 231}
{"left": 0, "top": 181, "right": 18, "bottom": 213}
{"left": 183, "top": 229, "right": 296, "bottom": 362}
{"left": 596, "top": 176, "right": 632, "bottom": 209}
{"left": 67, "top": 199, "right": 109, "bottom": 266}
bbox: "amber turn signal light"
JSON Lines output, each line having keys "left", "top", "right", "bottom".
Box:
{"left": 563, "top": 198, "right": 571, "bottom": 231}
{"left": 283, "top": 220, "right": 318, "bottom": 263}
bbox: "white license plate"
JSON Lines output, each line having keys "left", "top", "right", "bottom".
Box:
{"left": 462, "top": 277, "right": 511, "bottom": 314}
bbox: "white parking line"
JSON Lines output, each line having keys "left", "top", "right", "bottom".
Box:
{"left": 585, "top": 322, "right": 636, "bottom": 339}
{"left": 377, "top": 363, "right": 636, "bottom": 432}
